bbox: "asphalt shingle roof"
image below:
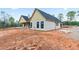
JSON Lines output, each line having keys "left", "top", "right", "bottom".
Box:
{"left": 21, "top": 15, "right": 29, "bottom": 21}
{"left": 35, "top": 8, "right": 61, "bottom": 22}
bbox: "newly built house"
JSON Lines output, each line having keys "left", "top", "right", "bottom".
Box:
{"left": 19, "top": 15, "right": 30, "bottom": 28}
{"left": 19, "top": 8, "right": 61, "bottom": 31}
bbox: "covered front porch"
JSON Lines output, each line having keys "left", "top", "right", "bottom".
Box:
{"left": 21, "top": 22, "right": 30, "bottom": 28}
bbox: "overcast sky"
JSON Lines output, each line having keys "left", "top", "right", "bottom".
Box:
{"left": 0, "top": 8, "right": 79, "bottom": 21}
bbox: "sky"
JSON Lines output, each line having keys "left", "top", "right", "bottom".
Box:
{"left": 0, "top": 8, "right": 79, "bottom": 21}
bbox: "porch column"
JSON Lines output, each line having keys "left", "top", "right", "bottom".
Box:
{"left": 22, "top": 24, "right": 25, "bottom": 27}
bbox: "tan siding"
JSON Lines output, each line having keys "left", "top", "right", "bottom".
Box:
{"left": 19, "top": 17, "right": 26, "bottom": 23}
{"left": 30, "top": 10, "right": 46, "bottom": 21}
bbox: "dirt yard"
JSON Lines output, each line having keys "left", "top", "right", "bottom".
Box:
{"left": 0, "top": 27, "right": 79, "bottom": 50}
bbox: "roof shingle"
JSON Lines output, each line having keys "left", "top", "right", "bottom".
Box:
{"left": 35, "top": 8, "right": 61, "bottom": 22}
{"left": 21, "top": 15, "right": 29, "bottom": 21}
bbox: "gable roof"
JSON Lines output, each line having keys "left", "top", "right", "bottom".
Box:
{"left": 33, "top": 8, "right": 61, "bottom": 22}
{"left": 21, "top": 15, "right": 29, "bottom": 21}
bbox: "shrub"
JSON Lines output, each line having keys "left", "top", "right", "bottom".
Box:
{"left": 63, "top": 21, "right": 79, "bottom": 26}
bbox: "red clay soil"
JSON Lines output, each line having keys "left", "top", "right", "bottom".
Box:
{"left": 0, "top": 28, "right": 79, "bottom": 50}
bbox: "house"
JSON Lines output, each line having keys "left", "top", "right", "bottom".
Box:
{"left": 19, "top": 8, "right": 61, "bottom": 31}
{"left": 19, "top": 15, "right": 30, "bottom": 28}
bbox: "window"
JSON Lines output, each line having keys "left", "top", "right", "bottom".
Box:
{"left": 30, "top": 22, "right": 32, "bottom": 28}
{"left": 37, "top": 22, "right": 39, "bottom": 28}
{"left": 41, "top": 21, "right": 44, "bottom": 28}
{"left": 56, "top": 23, "right": 59, "bottom": 26}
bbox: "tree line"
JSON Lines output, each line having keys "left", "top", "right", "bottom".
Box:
{"left": 0, "top": 11, "right": 20, "bottom": 28}
{"left": 0, "top": 10, "right": 79, "bottom": 28}
{"left": 58, "top": 10, "right": 79, "bottom": 26}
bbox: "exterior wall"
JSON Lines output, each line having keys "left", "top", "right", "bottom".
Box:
{"left": 30, "top": 10, "right": 46, "bottom": 21}
{"left": 22, "top": 24, "right": 25, "bottom": 27}
{"left": 30, "top": 20, "right": 60, "bottom": 31}
{"left": 56, "top": 23, "right": 61, "bottom": 29}
{"left": 19, "top": 17, "right": 26, "bottom": 23}
{"left": 30, "top": 20, "right": 45, "bottom": 30}
{"left": 44, "top": 21, "right": 56, "bottom": 30}
{"left": 30, "top": 10, "right": 60, "bottom": 31}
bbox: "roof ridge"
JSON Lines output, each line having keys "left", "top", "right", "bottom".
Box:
{"left": 21, "top": 15, "right": 27, "bottom": 17}
{"left": 21, "top": 15, "right": 29, "bottom": 21}
{"left": 35, "top": 8, "right": 60, "bottom": 22}
{"left": 35, "top": 8, "right": 54, "bottom": 17}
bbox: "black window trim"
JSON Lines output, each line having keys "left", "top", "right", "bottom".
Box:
{"left": 41, "top": 21, "right": 44, "bottom": 29}
{"left": 37, "top": 22, "right": 39, "bottom": 28}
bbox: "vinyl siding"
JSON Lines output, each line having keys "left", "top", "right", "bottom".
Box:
{"left": 30, "top": 20, "right": 60, "bottom": 31}
{"left": 30, "top": 9, "right": 60, "bottom": 31}
{"left": 30, "top": 10, "right": 46, "bottom": 21}
{"left": 19, "top": 17, "right": 26, "bottom": 23}
{"left": 56, "top": 23, "right": 60, "bottom": 29}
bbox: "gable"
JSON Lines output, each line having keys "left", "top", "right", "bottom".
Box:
{"left": 36, "top": 9, "right": 61, "bottom": 23}
{"left": 19, "top": 17, "right": 27, "bottom": 23}
{"left": 30, "top": 10, "right": 46, "bottom": 21}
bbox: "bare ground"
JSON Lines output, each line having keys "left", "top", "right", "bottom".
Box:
{"left": 0, "top": 28, "right": 79, "bottom": 50}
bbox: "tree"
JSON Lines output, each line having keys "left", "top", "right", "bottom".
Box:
{"left": 0, "top": 11, "right": 17, "bottom": 28}
{"left": 1, "top": 11, "right": 6, "bottom": 27}
{"left": 9, "top": 17, "right": 15, "bottom": 27}
{"left": 58, "top": 13, "right": 63, "bottom": 22}
{"left": 77, "top": 11, "right": 79, "bottom": 16}
{"left": 0, "top": 20, "right": 3, "bottom": 28}
{"left": 0, "top": 11, "right": 11, "bottom": 27}
{"left": 67, "top": 11, "right": 76, "bottom": 21}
